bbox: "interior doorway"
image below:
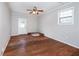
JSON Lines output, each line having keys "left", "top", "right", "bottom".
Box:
{"left": 18, "top": 18, "right": 27, "bottom": 34}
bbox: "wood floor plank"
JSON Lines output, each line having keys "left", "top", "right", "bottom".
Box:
{"left": 3, "top": 34, "right": 79, "bottom": 56}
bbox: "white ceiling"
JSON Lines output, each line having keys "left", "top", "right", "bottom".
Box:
{"left": 8, "top": 2, "right": 68, "bottom": 14}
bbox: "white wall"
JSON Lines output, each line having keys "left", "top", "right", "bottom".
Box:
{"left": 11, "top": 12, "right": 39, "bottom": 36}
{"left": 11, "top": 12, "right": 26, "bottom": 36}
{"left": 39, "top": 3, "right": 79, "bottom": 48}
{"left": 27, "top": 15, "right": 38, "bottom": 32}
{"left": 0, "top": 3, "right": 11, "bottom": 55}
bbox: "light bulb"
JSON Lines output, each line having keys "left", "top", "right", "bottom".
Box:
{"left": 32, "top": 11, "right": 36, "bottom": 14}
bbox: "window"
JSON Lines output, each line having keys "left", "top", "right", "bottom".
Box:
{"left": 58, "top": 7, "right": 74, "bottom": 25}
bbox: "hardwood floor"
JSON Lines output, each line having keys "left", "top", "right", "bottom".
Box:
{"left": 3, "top": 33, "right": 79, "bottom": 56}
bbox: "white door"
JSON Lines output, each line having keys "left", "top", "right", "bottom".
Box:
{"left": 18, "top": 18, "right": 27, "bottom": 34}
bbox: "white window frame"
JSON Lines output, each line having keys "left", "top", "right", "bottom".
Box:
{"left": 58, "top": 7, "right": 74, "bottom": 25}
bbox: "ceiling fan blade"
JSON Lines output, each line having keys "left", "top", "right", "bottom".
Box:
{"left": 38, "top": 10, "right": 43, "bottom": 12}
{"left": 29, "top": 12, "right": 33, "bottom": 14}
{"left": 27, "top": 9, "right": 32, "bottom": 11}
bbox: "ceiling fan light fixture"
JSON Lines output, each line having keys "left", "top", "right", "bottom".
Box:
{"left": 27, "top": 6, "right": 44, "bottom": 15}
{"left": 32, "top": 10, "right": 39, "bottom": 15}
{"left": 32, "top": 11, "right": 36, "bottom": 14}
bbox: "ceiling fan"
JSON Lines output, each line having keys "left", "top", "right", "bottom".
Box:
{"left": 27, "top": 6, "right": 44, "bottom": 15}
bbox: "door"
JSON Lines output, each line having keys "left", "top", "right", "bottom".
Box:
{"left": 18, "top": 18, "right": 27, "bottom": 34}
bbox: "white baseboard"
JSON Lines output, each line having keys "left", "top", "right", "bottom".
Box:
{"left": 0, "top": 51, "right": 3, "bottom": 56}
{"left": 0, "top": 37, "right": 11, "bottom": 56}
{"left": 11, "top": 34, "right": 19, "bottom": 36}
{"left": 11, "top": 33, "right": 27, "bottom": 37}
{"left": 44, "top": 34, "right": 79, "bottom": 49}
